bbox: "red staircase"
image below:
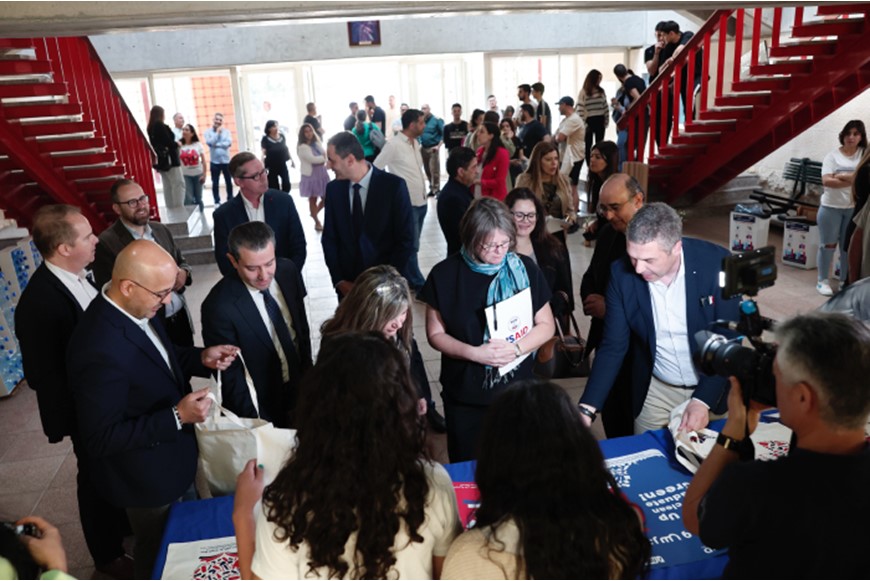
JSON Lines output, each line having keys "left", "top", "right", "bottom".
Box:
{"left": 619, "top": 4, "right": 870, "bottom": 204}
{"left": 0, "top": 37, "right": 157, "bottom": 230}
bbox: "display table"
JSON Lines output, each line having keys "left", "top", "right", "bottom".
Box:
{"left": 154, "top": 428, "right": 729, "bottom": 579}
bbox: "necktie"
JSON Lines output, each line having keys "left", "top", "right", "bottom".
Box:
{"left": 261, "top": 288, "right": 299, "bottom": 372}
{"left": 352, "top": 183, "right": 364, "bottom": 241}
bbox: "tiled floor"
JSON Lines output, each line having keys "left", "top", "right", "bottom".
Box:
{"left": 0, "top": 188, "right": 828, "bottom": 578}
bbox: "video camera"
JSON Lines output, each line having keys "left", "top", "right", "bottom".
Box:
{"left": 694, "top": 246, "right": 778, "bottom": 406}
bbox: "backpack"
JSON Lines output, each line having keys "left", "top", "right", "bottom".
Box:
{"left": 369, "top": 123, "right": 386, "bottom": 150}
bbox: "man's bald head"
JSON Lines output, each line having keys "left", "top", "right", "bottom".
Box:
{"left": 109, "top": 240, "right": 179, "bottom": 319}
{"left": 599, "top": 174, "right": 645, "bottom": 234}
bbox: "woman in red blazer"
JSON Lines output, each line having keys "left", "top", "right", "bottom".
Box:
{"left": 476, "top": 122, "right": 510, "bottom": 201}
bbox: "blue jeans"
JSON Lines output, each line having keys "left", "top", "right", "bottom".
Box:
{"left": 816, "top": 205, "right": 852, "bottom": 283}
{"left": 616, "top": 129, "right": 628, "bottom": 171}
{"left": 183, "top": 174, "right": 203, "bottom": 210}
{"left": 406, "top": 204, "right": 428, "bottom": 290}
{"left": 210, "top": 162, "right": 232, "bottom": 203}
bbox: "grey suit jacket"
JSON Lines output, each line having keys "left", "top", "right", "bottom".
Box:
{"left": 92, "top": 219, "right": 191, "bottom": 288}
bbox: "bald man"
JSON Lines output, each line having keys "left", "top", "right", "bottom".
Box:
{"left": 67, "top": 240, "right": 238, "bottom": 579}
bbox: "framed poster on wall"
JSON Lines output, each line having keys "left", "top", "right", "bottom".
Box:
{"left": 348, "top": 21, "right": 381, "bottom": 46}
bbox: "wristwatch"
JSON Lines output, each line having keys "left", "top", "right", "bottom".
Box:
{"left": 577, "top": 405, "right": 597, "bottom": 422}
{"left": 514, "top": 342, "right": 523, "bottom": 358}
{"left": 716, "top": 433, "right": 754, "bottom": 461}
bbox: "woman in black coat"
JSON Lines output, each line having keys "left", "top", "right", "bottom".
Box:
{"left": 260, "top": 120, "right": 294, "bottom": 193}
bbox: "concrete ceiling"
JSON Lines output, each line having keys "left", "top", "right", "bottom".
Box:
{"left": 0, "top": 1, "right": 804, "bottom": 37}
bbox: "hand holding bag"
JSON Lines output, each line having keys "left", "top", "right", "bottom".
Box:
{"left": 533, "top": 312, "right": 587, "bottom": 379}
{"left": 195, "top": 354, "right": 296, "bottom": 496}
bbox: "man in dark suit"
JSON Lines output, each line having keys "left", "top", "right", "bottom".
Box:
{"left": 436, "top": 146, "right": 477, "bottom": 257}
{"left": 213, "top": 152, "right": 306, "bottom": 276}
{"left": 579, "top": 174, "right": 645, "bottom": 437}
{"left": 579, "top": 203, "right": 740, "bottom": 434}
{"left": 93, "top": 179, "right": 194, "bottom": 346}
{"left": 202, "top": 222, "right": 312, "bottom": 428}
{"left": 68, "top": 240, "right": 237, "bottom": 579}
{"left": 15, "top": 205, "right": 132, "bottom": 578}
{"left": 322, "top": 131, "right": 415, "bottom": 298}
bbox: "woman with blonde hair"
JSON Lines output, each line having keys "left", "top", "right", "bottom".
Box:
{"left": 515, "top": 141, "right": 576, "bottom": 242}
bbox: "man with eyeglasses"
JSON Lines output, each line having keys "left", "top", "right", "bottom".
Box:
{"left": 16, "top": 205, "right": 133, "bottom": 579}
{"left": 93, "top": 179, "right": 195, "bottom": 347}
{"left": 213, "top": 151, "right": 306, "bottom": 276}
{"left": 68, "top": 239, "right": 238, "bottom": 579}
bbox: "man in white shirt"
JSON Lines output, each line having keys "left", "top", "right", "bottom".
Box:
{"left": 93, "top": 179, "right": 195, "bottom": 346}
{"left": 172, "top": 112, "right": 184, "bottom": 142}
{"left": 202, "top": 221, "right": 312, "bottom": 427}
{"left": 554, "top": 96, "right": 586, "bottom": 209}
{"left": 15, "top": 205, "right": 133, "bottom": 578}
{"left": 374, "top": 108, "right": 428, "bottom": 291}
{"left": 578, "top": 203, "right": 740, "bottom": 434}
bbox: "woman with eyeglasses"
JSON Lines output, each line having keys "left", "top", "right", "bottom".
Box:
{"left": 419, "top": 197, "right": 555, "bottom": 462}
{"left": 515, "top": 141, "right": 576, "bottom": 243}
{"left": 583, "top": 140, "right": 620, "bottom": 245}
{"left": 505, "top": 188, "right": 574, "bottom": 332}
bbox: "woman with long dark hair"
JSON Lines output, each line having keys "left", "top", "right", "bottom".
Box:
{"left": 442, "top": 380, "right": 651, "bottom": 579}
{"left": 577, "top": 69, "right": 610, "bottom": 166}
{"left": 297, "top": 123, "right": 328, "bottom": 231}
{"left": 233, "top": 333, "right": 461, "bottom": 579}
{"left": 463, "top": 109, "right": 485, "bottom": 150}
{"left": 583, "top": 140, "right": 620, "bottom": 244}
{"left": 505, "top": 188, "right": 574, "bottom": 331}
{"left": 476, "top": 122, "right": 510, "bottom": 201}
{"left": 261, "top": 120, "right": 294, "bottom": 193}
{"left": 500, "top": 118, "right": 525, "bottom": 188}
{"left": 178, "top": 123, "right": 205, "bottom": 210}
{"left": 515, "top": 141, "right": 576, "bottom": 243}
{"left": 147, "top": 105, "right": 186, "bottom": 208}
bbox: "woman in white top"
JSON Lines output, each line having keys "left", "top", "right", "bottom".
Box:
{"left": 233, "top": 332, "right": 461, "bottom": 580}
{"left": 817, "top": 120, "right": 866, "bottom": 296}
{"left": 178, "top": 124, "right": 205, "bottom": 210}
{"left": 297, "top": 123, "right": 329, "bottom": 232}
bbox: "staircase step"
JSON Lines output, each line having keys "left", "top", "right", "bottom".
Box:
{"left": 65, "top": 165, "right": 125, "bottom": 180}
{"left": 731, "top": 78, "right": 791, "bottom": 92}
{"left": 672, "top": 133, "right": 721, "bottom": 146}
{"left": 769, "top": 41, "right": 837, "bottom": 58}
{"left": 683, "top": 120, "right": 737, "bottom": 133}
{"left": 73, "top": 177, "right": 118, "bottom": 193}
{"left": 714, "top": 93, "right": 772, "bottom": 107}
{"left": 3, "top": 103, "right": 80, "bottom": 120}
{"left": 697, "top": 107, "right": 754, "bottom": 121}
{"left": 51, "top": 151, "right": 116, "bottom": 167}
{"left": 816, "top": 3, "right": 870, "bottom": 16}
{"left": 749, "top": 61, "right": 814, "bottom": 76}
{"left": 651, "top": 155, "right": 692, "bottom": 166}
{"left": 0, "top": 40, "right": 36, "bottom": 49}
{"left": 19, "top": 120, "right": 94, "bottom": 137}
{"left": 0, "top": 82, "right": 66, "bottom": 99}
{"left": 791, "top": 19, "right": 864, "bottom": 38}
{"left": 184, "top": 248, "right": 217, "bottom": 266}
{"left": 174, "top": 233, "right": 213, "bottom": 252}
{"left": 0, "top": 60, "right": 52, "bottom": 75}
{"left": 37, "top": 136, "right": 106, "bottom": 153}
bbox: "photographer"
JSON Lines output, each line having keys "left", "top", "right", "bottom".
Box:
{"left": 1, "top": 516, "right": 73, "bottom": 580}
{"left": 683, "top": 312, "right": 870, "bottom": 578}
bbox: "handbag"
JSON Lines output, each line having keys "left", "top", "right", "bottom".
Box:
{"left": 195, "top": 354, "right": 296, "bottom": 496}
{"left": 533, "top": 312, "right": 587, "bottom": 379}
{"left": 369, "top": 123, "right": 386, "bottom": 150}
{"left": 153, "top": 145, "right": 172, "bottom": 171}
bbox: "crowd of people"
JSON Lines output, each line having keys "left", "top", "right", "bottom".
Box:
{"left": 8, "top": 24, "right": 870, "bottom": 579}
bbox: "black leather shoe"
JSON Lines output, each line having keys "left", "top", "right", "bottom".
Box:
{"left": 96, "top": 554, "right": 135, "bottom": 579}
{"left": 427, "top": 407, "right": 447, "bottom": 433}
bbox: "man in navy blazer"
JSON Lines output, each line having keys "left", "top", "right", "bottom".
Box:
{"left": 321, "top": 131, "right": 415, "bottom": 298}
{"left": 202, "top": 222, "right": 312, "bottom": 428}
{"left": 213, "top": 151, "right": 306, "bottom": 276}
{"left": 15, "top": 205, "right": 131, "bottom": 576}
{"left": 579, "top": 203, "right": 740, "bottom": 434}
{"left": 68, "top": 240, "right": 237, "bottom": 579}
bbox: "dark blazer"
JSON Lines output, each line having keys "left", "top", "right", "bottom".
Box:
{"left": 580, "top": 223, "right": 626, "bottom": 353}
{"left": 200, "top": 258, "right": 312, "bottom": 427}
{"left": 580, "top": 238, "right": 740, "bottom": 417}
{"left": 213, "top": 190, "right": 307, "bottom": 276}
{"left": 92, "top": 219, "right": 191, "bottom": 288}
{"left": 321, "top": 165, "right": 415, "bottom": 285}
{"left": 67, "top": 295, "right": 209, "bottom": 508}
{"left": 436, "top": 178, "right": 473, "bottom": 257}
{"left": 532, "top": 237, "right": 574, "bottom": 320}
{"left": 15, "top": 264, "right": 90, "bottom": 442}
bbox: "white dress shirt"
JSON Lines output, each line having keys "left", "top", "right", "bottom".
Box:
{"left": 102, "top": 285, "right": 172, "bottom": 372}
{"left": 373, "top": 132, "right": 427, "bottom": 206}
{"left": 243, "top": 279, "right": 295, "bottom": 383}
{"left": 124, "top": 222, "right": 185, "bottom": 317}
{"left": 648, "top": 249, "right": 700, "bottom": 387}
{"left": 44, "top": 260, "right": 97, "bottom": 311}
{"left": 346, "top": 164, "right": 374, "bottom": 214}
{"left": 242, "top": 194, "right": 266, "bottom": 223}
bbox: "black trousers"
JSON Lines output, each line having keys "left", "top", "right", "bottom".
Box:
{"left": 442, "top": 398, "right": 488, "bottom": 463}
{"left": 585, "top": 115, "right": 607, "bottom": 165}
{"left": 267, "top": 163, "right": 291, "bottom": 193}
{"left": 72, "top": 435, "right": 130, "bottom": 567}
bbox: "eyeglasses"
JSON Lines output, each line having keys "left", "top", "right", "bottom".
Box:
{"left": 597, "top": 200, "right": 629, "bottom": 216}
{"left": 117, "top": 195, "right": 149, "bottom": 209}
{"left": 125, "top": 279, "right": 173, "bottom": 301}
{"left": 240, "top": 168, "right": 267, "bottom": 181}
{"left": 480, "top": 240, "right": 511, "bottom": 252}
{"left": 512, "top": 211, "right": 537, "bottom": 222}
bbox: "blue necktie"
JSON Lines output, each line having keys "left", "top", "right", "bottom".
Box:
{"left": 260, "top": 288, "right": 299, "bottom": 373}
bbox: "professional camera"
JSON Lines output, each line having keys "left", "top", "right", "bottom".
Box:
{"left": 694, "top": 246, "right": 778, "bottom": 406}
{"left": 1, "top": 521, "right": 38, "bottom": 537}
